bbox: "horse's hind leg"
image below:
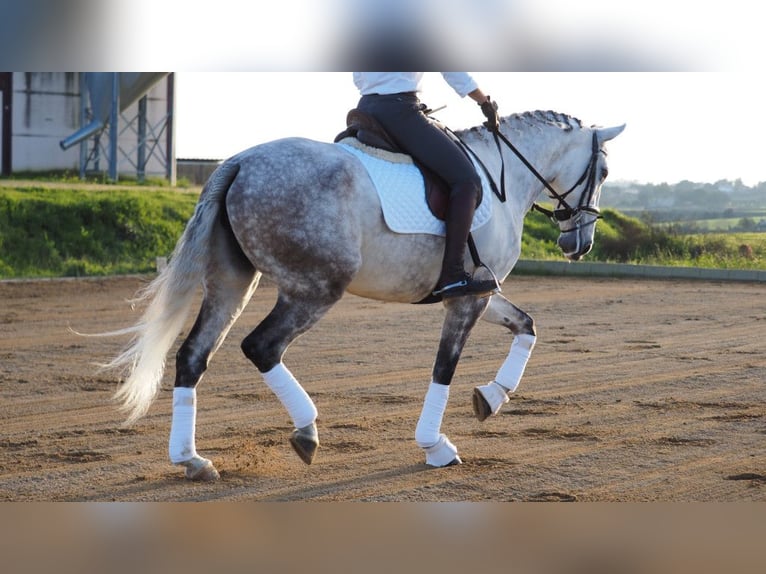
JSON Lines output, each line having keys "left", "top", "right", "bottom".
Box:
{"left": 241, "top": 286, "right": 346, "bottom": 465}
{"left": 472, "top": 293, "right": 537, "bottom": 421}
{"left": 170, "top": 248, "right": 259, "bottom": 481}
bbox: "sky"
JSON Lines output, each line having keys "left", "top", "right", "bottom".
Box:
{"left": 9, "top": 1, "right": 755, "bottom": 186}
{"left": 0, "top": 0, "right": 766, "bottom": 185}
{"left": 174, "top": 73, "right": 766, "bottom": 186}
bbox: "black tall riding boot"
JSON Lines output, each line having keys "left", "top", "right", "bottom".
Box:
{"left": 433, "top": 186, "right": 499, "bottom": 298}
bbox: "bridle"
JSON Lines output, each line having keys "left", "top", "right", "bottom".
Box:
{"left": 525, "top": 131, "right": 603, "bottom": 233}
{"left": 457, "top": 125, "right": 605, "bottom": 232}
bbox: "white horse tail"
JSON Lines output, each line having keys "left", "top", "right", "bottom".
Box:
{"left": 108, "top": 160, "right": 241, "bottom": 425}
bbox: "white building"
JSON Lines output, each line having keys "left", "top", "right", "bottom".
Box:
{"left": 0, "top": 72, "right": 175, "bottom": 182}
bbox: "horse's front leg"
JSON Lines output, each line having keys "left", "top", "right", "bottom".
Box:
{"left": 472, "top": 293, "right": 536, "bottom": 421}
{"left": 416, "top": 295, "right": 490, "bottom": 467}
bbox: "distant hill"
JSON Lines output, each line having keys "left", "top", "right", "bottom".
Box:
{"left": 601, "top": 179, "right": 766, "bottom": 221}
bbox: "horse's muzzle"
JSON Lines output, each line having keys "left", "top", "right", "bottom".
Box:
{"left": 558, "top": 234, "right": 593, "bottom": 261}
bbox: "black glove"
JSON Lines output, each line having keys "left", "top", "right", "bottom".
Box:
{"left": 480, "top": 97, "right": 500, "bottom": 132}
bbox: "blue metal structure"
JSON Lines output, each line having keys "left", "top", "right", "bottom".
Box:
{"left": 59, "top": 72, "right": 175, "bottom": 183}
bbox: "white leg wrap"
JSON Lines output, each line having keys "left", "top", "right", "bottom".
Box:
{"left": 262, "top": 363, "right": 317, "bottom": 429}
{"left": 415, "top": 382, "right": 450, "bottom": 449}
{"left": 169, "top": 387, "right": 198, "bottom": 464}
{"left": 494, "top": 333, "right": 536, "bottom": 393}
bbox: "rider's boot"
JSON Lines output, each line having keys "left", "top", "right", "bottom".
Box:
{"left": 432, "top": 184, "right": 499, "bottom": 299}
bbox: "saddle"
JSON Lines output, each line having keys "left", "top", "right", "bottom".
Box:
{"left": 334, "top": 109, "right": 481, "bottom": 221}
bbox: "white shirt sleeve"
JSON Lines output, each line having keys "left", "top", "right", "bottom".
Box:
{"left": 353, "top": 72, "right": 425, "bottom": 95}
{"left": 353, "top": 72, "right": 479, "bottom": 98}
{"left": 440, "top": 73, "right": 479, "bottom": 98}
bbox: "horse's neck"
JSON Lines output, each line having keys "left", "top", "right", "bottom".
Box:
{"left": 459, "top": 118, "right": 562, "bottom": 215}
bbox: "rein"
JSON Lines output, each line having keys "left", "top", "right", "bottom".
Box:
{"left": 454, "top": 125, "right": 603, "bottom": 230}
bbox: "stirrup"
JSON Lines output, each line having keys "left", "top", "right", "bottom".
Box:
{"left": 432, "top": 273, "right": 500, "bottom": 299}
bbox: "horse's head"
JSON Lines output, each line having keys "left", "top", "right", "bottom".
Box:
{"left": 549, "top": 124, "right": 625, "bottom": 261}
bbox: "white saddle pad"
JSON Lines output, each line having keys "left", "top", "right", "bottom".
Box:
{"left": 337, "top": 139, "right": 493, "bottom": 236}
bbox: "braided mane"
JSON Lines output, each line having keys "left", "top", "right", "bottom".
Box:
{"left": 457, "top": 109, "right": 584, "bottom": 141}
{"left": 509, "top": 110, "right": 584, "bottom": 131}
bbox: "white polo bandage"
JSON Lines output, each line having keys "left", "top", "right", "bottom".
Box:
{"left": 262, "top": 363, "right": 318, "bottom": 429}
{"left": 169, "top": 387, "right": 197, "bottom": 464}
{"left": 415, "top": 381, "right": 450, "bottom": 448}
{"left": 494, "top": 333, "right": 536, "bottom": 393}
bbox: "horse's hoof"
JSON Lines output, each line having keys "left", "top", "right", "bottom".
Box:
{"left": 472, "top": 388, "right": 492, "bottom": 422}
{"left": 179, "top": 456, "right": 220, "bottom": 481}
{"left": 290, "top": 424, "right": 319, "bottom": 465}
{"left": 423, "top": 434, "right": 461, "bottom": 467}
{"left": 472, "top": 382, "right": 510, "bottom": 421}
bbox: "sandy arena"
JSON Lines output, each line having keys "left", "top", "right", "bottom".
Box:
{"left": 0, "top": 274, "right": 763, "bottom": 501}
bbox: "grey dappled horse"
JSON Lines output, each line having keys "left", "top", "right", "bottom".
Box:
{"left": 105, "top": 110, "right": 624, "bottom": 480}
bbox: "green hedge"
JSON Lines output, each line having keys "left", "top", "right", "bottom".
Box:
{"left": 0, "top": 186, "right": 198, "bottom": 278}
{"left": 523, "top": 206, "right": 765, "bottom": 269}
{"left": 1, "top": 186, "right": 762, "bottom": 279}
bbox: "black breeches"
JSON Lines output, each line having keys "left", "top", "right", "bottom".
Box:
{"left": 357, "top": 93, "right": 481, "bottom": 198}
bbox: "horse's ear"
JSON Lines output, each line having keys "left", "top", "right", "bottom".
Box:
{"left": 596, "top": 124, "right": 626, "bottom": 143}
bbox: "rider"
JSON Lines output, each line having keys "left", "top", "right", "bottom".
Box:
{"left": 353, "top": 72, "right": 501, "bottom": 298}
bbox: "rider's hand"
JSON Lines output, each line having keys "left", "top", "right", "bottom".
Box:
{"left": 480, "top": 97, "right": 500, "bottom": 132}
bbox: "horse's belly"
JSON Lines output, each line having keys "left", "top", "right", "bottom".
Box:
{"left": 348, "top": 232, "right": 442, "bottom": 303}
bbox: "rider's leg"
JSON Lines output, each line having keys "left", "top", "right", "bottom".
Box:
{"left": 358, "top": 93, "right": 498, "bottom": 298}
{"left": 433, "top": 182, "right": 498, "bottom": 298}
